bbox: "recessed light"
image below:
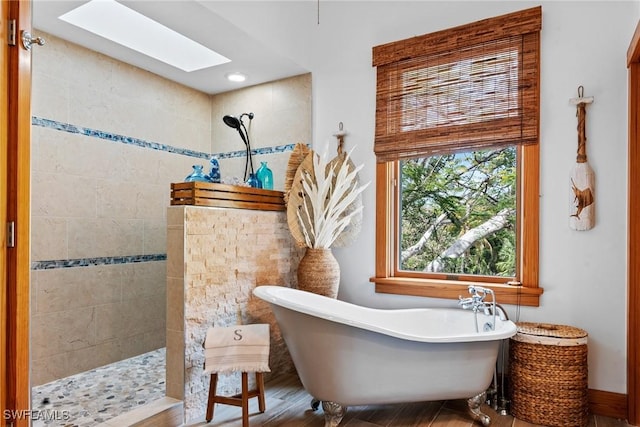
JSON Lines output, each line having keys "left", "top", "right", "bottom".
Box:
{"left": 226, "top": 72, "right": 247, "bottom": 83}
{"left": 59, "top": 0, "right": 230, "bottom": 72}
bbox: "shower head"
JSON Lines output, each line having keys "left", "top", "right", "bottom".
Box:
{"left": 223, "top": 115, "right": 240, "bottom": 130}
{"left": 222, "top": 112, "right": 254, "bottom": 130}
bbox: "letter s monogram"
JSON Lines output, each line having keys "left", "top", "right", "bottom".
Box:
{"left": 234, "top": 329, "right": 243, "bottom": 341}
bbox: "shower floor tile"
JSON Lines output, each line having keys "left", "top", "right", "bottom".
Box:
{"left": 31, "top": 348, "right": 166, "bottom": 427}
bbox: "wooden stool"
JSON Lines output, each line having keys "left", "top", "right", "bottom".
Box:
{"left": 205, "top": 371, "right": 266, "bottom": 426}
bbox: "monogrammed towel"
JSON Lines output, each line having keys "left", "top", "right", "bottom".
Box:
{"left": 203, "top": 324, "right": 270, "bottom": 374}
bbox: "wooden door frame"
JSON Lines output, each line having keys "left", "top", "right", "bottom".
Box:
{"left": 3, "top": 1, "right": 32, "bottom": 426}
{"left": 1, "top": 0, "right": 9, "bottom": 422}
{"left": 628, "top": 20, "right": 640, "bottom": 427}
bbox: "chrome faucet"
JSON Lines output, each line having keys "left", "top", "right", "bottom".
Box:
{"left": 459, "top": 285, "right": 497, "bottom": 331}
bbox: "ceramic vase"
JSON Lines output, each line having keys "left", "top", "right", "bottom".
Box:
{"left": 296, "top": 247, "right": 340, "bottom": 298}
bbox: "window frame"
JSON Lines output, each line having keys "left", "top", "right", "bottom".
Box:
{"left": 370, "top": 7, "right": 543, "bottom": 306}
{"left": 371, "top": 143, "right": 541, "bottom": 306}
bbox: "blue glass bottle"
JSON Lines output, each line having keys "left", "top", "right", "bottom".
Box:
{"left": 256, "top": 161, "right": 274, "bottom": 190}
{"left": 208, "top": 157, "right": 221, "bottom": 183}
{"left": 185, "top": 165, "right": 212, "bottom": 182}
{"left": 246, "top": 173, "right": 262, "bottom": 188}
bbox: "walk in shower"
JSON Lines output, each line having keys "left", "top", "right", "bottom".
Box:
{"left": 28, "top": 29, "right": 201, "bottom": 426}
{"left": 29, "top": 3, "right": 311, "bottom": 421}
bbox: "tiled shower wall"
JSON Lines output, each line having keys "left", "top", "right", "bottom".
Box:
{"left": 30, "top": 31, "right": 311, "bottom": 386}
{"left": 210, "top": 74, "right": 312, "bottom": 188}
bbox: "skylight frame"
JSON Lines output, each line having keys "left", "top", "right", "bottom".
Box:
{"left": 59, "top": 0, "right": 231, "bottom": 72}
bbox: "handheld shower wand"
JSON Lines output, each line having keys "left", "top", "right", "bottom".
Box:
{"left": 222, "top": 112, "right": 255, "bottom": 181}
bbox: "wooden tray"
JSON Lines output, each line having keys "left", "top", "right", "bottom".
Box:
{"left": 170, "top": 182, "right": 285, "bottom": 211}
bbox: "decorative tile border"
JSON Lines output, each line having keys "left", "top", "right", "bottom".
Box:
{"left": 32, "top": 117, "right": 210, "bottom": 159}
{"left": 31, "top": 254, "right": 167, "bottom": 271}
{"left": 32, "top": 116, "right": 300, "bottom": 160}
{"left": 216, "top": 142, "right": 301, "bottom": 159}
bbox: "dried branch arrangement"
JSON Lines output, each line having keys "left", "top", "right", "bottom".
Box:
{"left": 287, "top": 148, "right": 369, "bottom": 249}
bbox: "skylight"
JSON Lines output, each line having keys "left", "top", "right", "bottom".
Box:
{"left": 59, "top": 0, "right": 230, "bottom": 72}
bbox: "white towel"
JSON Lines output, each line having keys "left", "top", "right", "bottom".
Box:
{"left": 203, "top": 324, "right": 270, "bottom": 374}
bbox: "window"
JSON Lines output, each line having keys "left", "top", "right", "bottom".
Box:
{"left": 371, "top": 7, "right": 543, "bottom": 306}
{"left": 399, "top": 147, "right": 516, "bottom": 276}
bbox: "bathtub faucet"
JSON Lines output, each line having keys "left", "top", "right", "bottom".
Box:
{"left": 459, "top": 285, "right": 497, "bottom": 331}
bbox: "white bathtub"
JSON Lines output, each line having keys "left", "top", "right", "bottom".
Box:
{"left": 253, "top": 285, "right": 517, "bottom": 427}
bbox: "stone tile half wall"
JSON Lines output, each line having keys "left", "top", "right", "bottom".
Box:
{"left": 166, "top": 206, "right": 303, "bottom": 423}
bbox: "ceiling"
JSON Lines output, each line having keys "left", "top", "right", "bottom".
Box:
{"left": 32, "top": 1, "right": 309, "bottom": 95}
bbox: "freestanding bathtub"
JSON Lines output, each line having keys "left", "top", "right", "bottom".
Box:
{"left": 253, "top": 285, "right": 517, "bottom": 427}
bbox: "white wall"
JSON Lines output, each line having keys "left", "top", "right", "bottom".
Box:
{"left": 210, "top": 1, "right": 639, "bottom": 394}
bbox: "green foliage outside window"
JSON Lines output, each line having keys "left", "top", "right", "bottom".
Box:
{"left": 399, "top": 146, "right": 516, "bottom": 276}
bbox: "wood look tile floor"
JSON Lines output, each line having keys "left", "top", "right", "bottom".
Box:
{"left": 185, "top": 374, "right": 634, "bottom": 427}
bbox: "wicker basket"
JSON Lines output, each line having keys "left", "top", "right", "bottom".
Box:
{"left": 509, "top": 322, "right": 588, "bottom": 427}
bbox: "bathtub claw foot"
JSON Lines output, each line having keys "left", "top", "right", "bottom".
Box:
{"left": 321, "top": 401, "right": 346, "bottom": 427}
{"left": 467, "top": 392, "right": 491, "bottom": 426}
{"left": 311, "top": 398, "right": 320, "bottom": 411}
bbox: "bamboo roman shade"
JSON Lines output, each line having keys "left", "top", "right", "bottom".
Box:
{"left": 373, "top": 7, "right": 541, "bottom": 162}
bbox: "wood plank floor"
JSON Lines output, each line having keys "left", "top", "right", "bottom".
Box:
{"left": 185, "top": 374, "right": 633, "bottom": 427}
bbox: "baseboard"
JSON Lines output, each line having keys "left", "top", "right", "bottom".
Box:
{"left": 589, "top": 389, "right": 627, "bottom": 420}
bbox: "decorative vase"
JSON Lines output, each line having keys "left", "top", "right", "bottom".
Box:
{"left": 208, "top": 157, "right": 221, "bottom": 183}
{"left": 296, "top": 247, "right": 340, "bottom": 298}
{"left": 185, "top": 164, "right": 212, "bottom": 182}
{"left": 256, "top": 161, "right": 274, "bottom": 190}
{"left": 247, "top": 173, "right": 262, "bottom": 188}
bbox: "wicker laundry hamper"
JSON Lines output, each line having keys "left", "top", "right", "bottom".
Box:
{"left": 509, "top": 322, "right": 588, "bottom": 427}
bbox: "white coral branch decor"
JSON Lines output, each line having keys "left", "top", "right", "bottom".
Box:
{"left": 294, "top": 149, "right": 369, "bottom": 249}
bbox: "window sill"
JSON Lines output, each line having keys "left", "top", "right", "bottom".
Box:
{"left": 370, "top": 276, "right": 543, "bottom": 307}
